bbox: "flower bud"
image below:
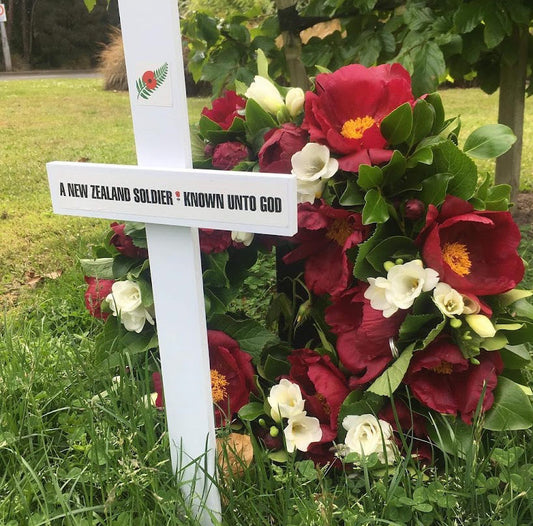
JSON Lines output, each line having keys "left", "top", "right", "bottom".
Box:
{"left": 270, "top": 426, "right": 280, "bottom": 438}
{"left": 404, "top": 199, "right": 425, "bottom": 220}
{"left": 450, "top": 318, "right": 462, "bottom": 328}
{"left": 465, "top": 314, "right": 497, "bottom": 338}
{"left": 245, "top": 76, "right": 284, "bottom": 115}
{"left": 285, "top": 87, "right": 305, "bottom": 117}
{"left": 258, "top": 418, "right": 267, "bottom": 428}
{"left": 383, "top": 261, "right": 395, "bottom": 272}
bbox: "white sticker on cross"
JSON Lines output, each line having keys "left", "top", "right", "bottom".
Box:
{"left": 46, "top": 1, "right": 297, "bottom": 524}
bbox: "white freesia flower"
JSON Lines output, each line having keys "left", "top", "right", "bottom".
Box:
{"left": 268, "top": 379, "right": 305, "bottom": 422}
{"left": 342, "top": 414, "right": 396, "bottom": 464}
{"left": 433, "top": 282, "right": 464, "bottom": 317}
{"left": 465, "top": 314, "right": 497, "bottom": 338}
{"left": 231, "top": 231, "right": 254, "bottom": 246}
{"left": 285, "top": 87, "right": 305, "bottom": 117}
{"left": 284, "top": 413, "right": 322, "bottom": 453}
{"left": 106, "top": 280, "right": 155, "bottom": 333}
{"left": 365, "top": 260, "right": 439, "bottom": 318}
{"left": 291, "top": 143, "right": 338, "bottom": 204}
{"left": 245, "top": 76, "right": 284, "bottom": 114}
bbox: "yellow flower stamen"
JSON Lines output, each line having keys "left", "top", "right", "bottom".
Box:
{"left": 432, "top": 361, "right": 453, "bottom": 375}
{"left": 326, "top": 218, "right": 353, "bottom": 246}
{"left": 340, "top": 116, "right": 375, "bottom": 139}
{"left": 442, "top": 242, "right": 472, "bottom": 277}
{"left": 211, "top": 369, "right": 228, "bottom": 403}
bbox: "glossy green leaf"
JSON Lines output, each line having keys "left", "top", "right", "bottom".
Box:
{"left": 464, "top": 124, "right": 516, "bottom": 159}
{"left": 80, "top": 258, "right": 114, "bottom": 280}
{"left": 484, "top": 377, "right": 533, "bottom": 431}
{"left": 339, "top": 179, "right": 365, "bottom": 206}
{"left": 367, "top": 345, "right": 415, "bottom": 397}
{"left": 380, "top": 102, "right": 413, "bottom": 145}
{"left": 408, "top": 99, "right": 435, "bottom": 146}
{"left": 362, "top": 189, "right": 389, "bottom": 225}
{"left": 419, "top": 173, "right": 450, "bottom": 206}
{"left": 238, "top": 402, "right": 265, "bottom": 421}
{"left": 366, "top": 237, "right": 417, "bottom": 273}
{"left": 357, "top": 165, "right": 384, "bottom": 190}
{"left": 245, "top": 98, "right": 277, "bottom": 136}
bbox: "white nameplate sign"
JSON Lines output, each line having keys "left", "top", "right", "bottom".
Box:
{"left": 48, "top": 162, "right": 296, "bottom": 235}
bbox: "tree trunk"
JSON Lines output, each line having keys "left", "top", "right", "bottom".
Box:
{"left": 20, "top": 0, "right": 29, "bottom": 62}
{"left": 273, "top": 0, "right": 309, "bottom": 90}
{"left": 495, "top": 26, "right": 528, "bottom": 205}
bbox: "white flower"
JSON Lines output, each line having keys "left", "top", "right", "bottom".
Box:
{"left": 342, "top": 414, "right": 396, "bottom": 464}
{"left": 108, "top": 280, "right": 142, "bottom": 312}
{"left": 365, "top": 260, "right": 439, "bottom": 317}
{"left": 284, "top": 413, "right": 322, "bottom": 453}
{"left": 285, "top": 87, "right": 305, "bottom": 117}
{"left": 245, "top": 76, "right": 284, "bottom": 115}
{"left": 231, "top": 231, "right": 254, "bottom": 246}
{"left": 291, "top": 143, "right": 338, "bottom": 204}
{"left": 106, "top": 280, "right": 155, "bottom": 333}
{"left": 433, "top": 282, "right": 464, "bottom": 318}
{"left": 465, "top": 314, "right": 497, "bottom": 338}
{"left": 268, "top": 379, "right": 305, "bottom": 422}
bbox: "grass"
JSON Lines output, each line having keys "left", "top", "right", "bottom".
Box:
{"left": 1, "top": 78, "right": 533, "bottom": 524}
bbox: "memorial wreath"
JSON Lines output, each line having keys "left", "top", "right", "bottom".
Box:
{"left": 82, "top": 58, "right": 533, "bottom": 470}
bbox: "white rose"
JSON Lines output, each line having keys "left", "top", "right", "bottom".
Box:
{"left": 245, "top": 76, "right": 284, "bottom": 115}
{"left": 296, "top": 179, "right": 325, "bottom": 204}
{"left": 268, "top": 379, "right": 305, "bottom": 422}
{"left": 107, "top": 280, "right": 142, "bottom": 313}
{"left": 465, "top": 314, "right": 497, "bottom": 338}
{"left": 120, "top": 306, "right": 154, "bottom": 333}
{"left": 284, "top": 413, "right": 322, "bottom": 453}
{"left": 231, "top": 231, "right": 254, "bottom": 246}
{"left": 285, "top": 87, "right": 305, "bottom": 117}
{"left": 433, "top": 282, "right": 464, "bottom": 317}
{"left": 342, "top": 414, "right": 396, "bottom": 464}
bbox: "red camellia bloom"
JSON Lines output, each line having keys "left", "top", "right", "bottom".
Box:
{"left": 212, "top": 141, "right": 249, "bottom": 170}
{"left": 142, "top": 70, "right": 157, "bottom": 90}
{"left": 84, "top": 276, "right": 114, "bottom": 319}
{"left": 287, "top": 348, "right": 350, "bottom": 443}
{"left": 283, "top": 200, "right": 370, "bottom": 297}
{"left": 302, "top": 63, "right": 416, "bottom": 172}
{"left": 199, "top": 229, "right": 232, "bottom": 253}
{"left": 110, "top": 222, "right": 149, "bottom": 259}
{"left": 258, "top": 123, "right": 309, "bottom": 173}
{"left": 208, "top": 330, "right": 256, "bottom": 427}
{"left": 325, "top": 286, "right": 406, "bottom": 386}
{"left": 404, "top": 338, "right": 503, "bottom": 424}
{"left": 201, "top": 90, "right": 246, "bottom": 130}
{"left": 417, "top": 195, "right": 524, "bottom": 296}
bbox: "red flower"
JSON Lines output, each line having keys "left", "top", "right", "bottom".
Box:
{"left": 208, "top": 330, "right": 256, "bottom": 427}
{"left": 152, "top": 372, "right": 164, "bottom": 410}
{"left": 142, "top": 71, "right": 157, "bottom": 90}
{"left": 110, "top": 222, "right": 149, "bottom": 259}
{"left": 258, "top": 123, "right": 309, "bottom": 174}
{"left": 283, "top": 200, "right": 370, "bottom": 297}
{"left": 417, "top": 195, "right": 524, "bottom": 296}
{"left": 199, "top": 229, "right": 232, "bottom": 253}
{"left": 212, "top": 141, "right": 249, "bottom": 170}
{"left": 287, "top": 348, "right": 350, "bottom": 443}
{"left": 302, "top": 63, "right": 415, "bottom": 172}
{"left": 201, "top": 90, "right": 246, "bottom": 130}
{"left": 404, "top": 338, "right": 503, "bottom": 424}
{"left": 325, "top": 286, "right": 406, "bottom": 386}
{"left": 84, "top": 276, "right": 114, "bottom": 319}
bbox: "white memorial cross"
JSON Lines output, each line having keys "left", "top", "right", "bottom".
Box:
{"left": 46, "top": 0, "right": 297, "bottom": 524}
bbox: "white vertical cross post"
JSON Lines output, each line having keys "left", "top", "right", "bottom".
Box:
{"left": 46, "top": 0, "right": 296, "bottom": 524}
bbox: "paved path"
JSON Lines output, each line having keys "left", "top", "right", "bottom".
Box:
{"left": 0, "top": 70, "right": 101, "bottom": 81}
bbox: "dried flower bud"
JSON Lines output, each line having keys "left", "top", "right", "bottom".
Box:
{"left": 404, "top": 199, "right": 425, "bottom": 220}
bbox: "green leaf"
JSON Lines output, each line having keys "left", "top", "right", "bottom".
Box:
{"left": 203, "top": 252, "right": 230, "bottom": 289}
{"left": 353, "top": 222, "right": 397, "bottom": 280}
{"left": 357, "top": 165, "right": 384, "bottom": 191}
{"left": 432, "top": 140, "right": 478, "bottom": 200}
{"left": 428, "top": 414, "right": 473, "bottom": 457}
{"left": 453, "top": 2, "right": 483, "bottom": 33}
{"left": 80, "top": 258, "right": 114, "bottom": 280}
{"left": 484, "top": 377, "right": 533, "bottom": 431}
{"left": 209, "top": 314, "right": 279, "bottom": 361}
{"left": 362, "top": 189, "right": 389, "bottom": 225}
{"left": 261, "top": 353, "right": 290, "bottom": 381}
{"left": 380, "top": 102, "right": 413, "bottom": 145}
{"left": 411, "top": 42, "right": 446, "bottom": 97}
{"left": 366, "top": 236, "right": 417, "bottom": 273}
{"left": 419, "top": 173, "right": 450, "bottom": 206}
{"left": 425, "top": 93, "right": 445, "bottom": 134}
{"left": 483, "top": 6, "right": 512, "bottom": 49}
{"left": 339, "top": 179, "right": 365, "bottom": 206}
{"left": 500, "top": 345, "right": 532, "bottom": 369}
{"left": 238, "top": 402, "right": 265, "bottom": 421}
{"left": 463, "top": 124, "right": 516, "bottom": 159}
{"left": 245, "top": 98, "right": 277, "bottom": 139}
{"left": 406, "top": 146, "right": 433, "bottom": 168}
{"left": 367, "top": 345, "right": 415, "bottom": 397}
{"left": 408, "top": 99, "right": 435, "bottom": 147}
{"left": 382, "top": 150, "right": 407, "bottom": 186}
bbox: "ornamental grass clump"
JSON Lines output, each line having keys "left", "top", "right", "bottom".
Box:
{"left": 82, "top": 52, "right": 533, "bottom": 480}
